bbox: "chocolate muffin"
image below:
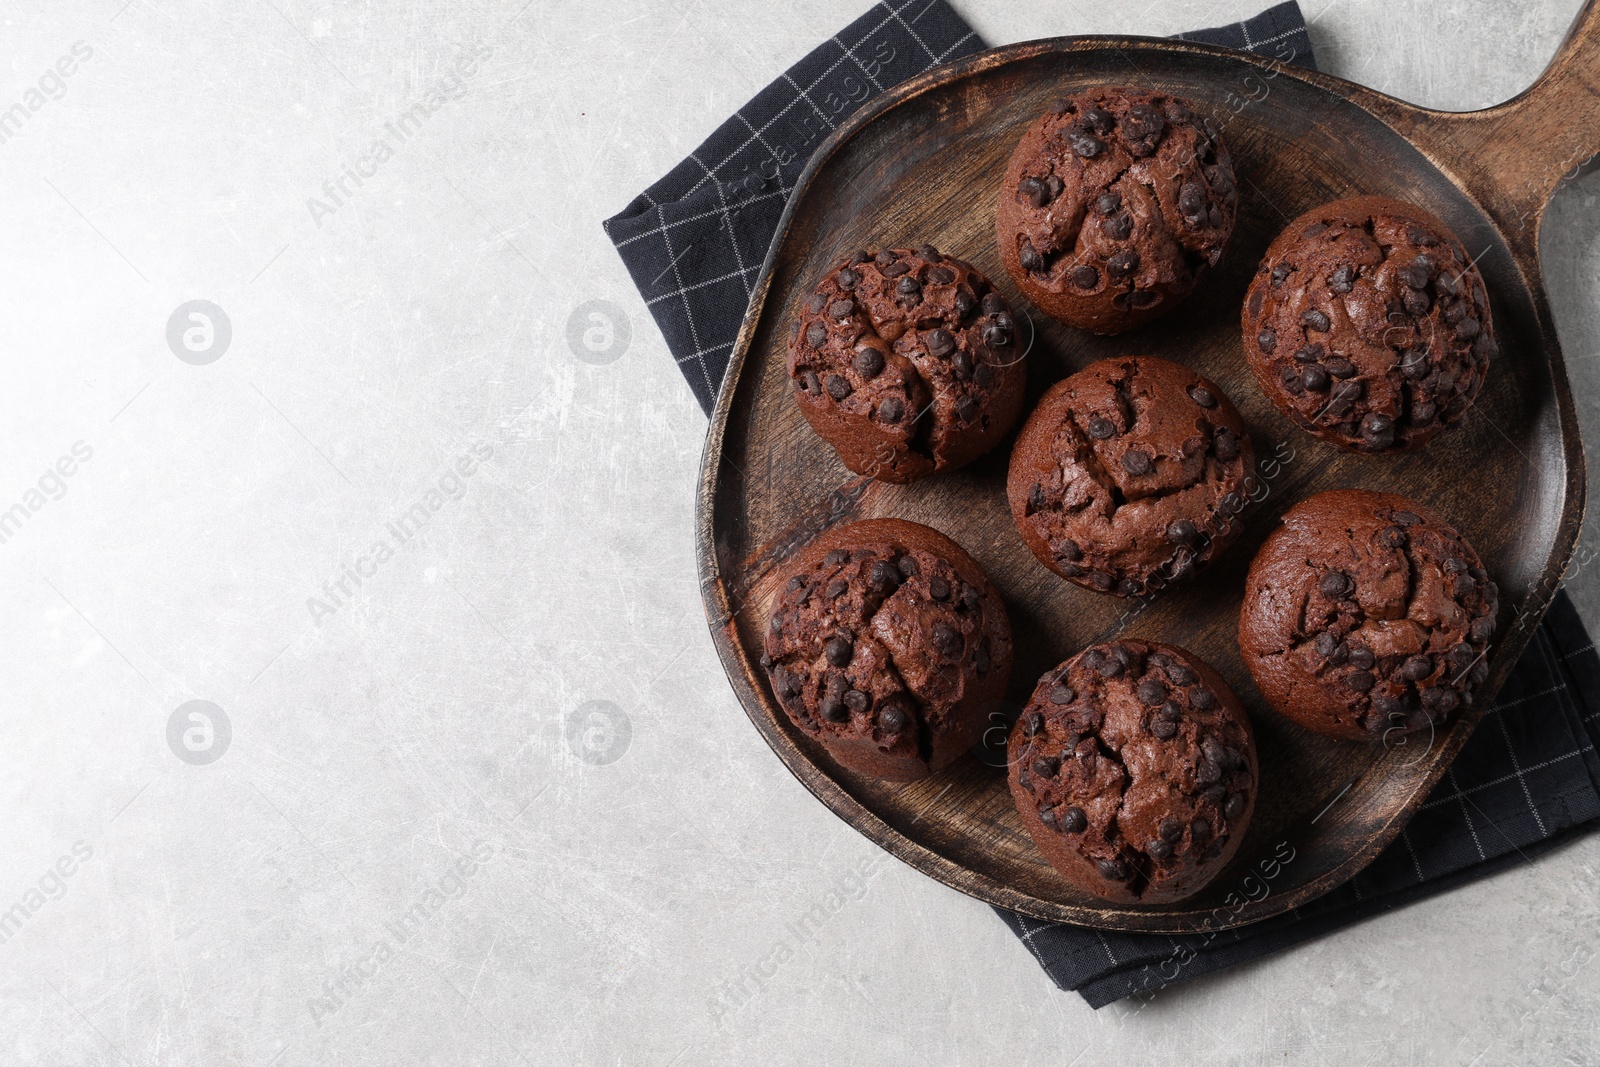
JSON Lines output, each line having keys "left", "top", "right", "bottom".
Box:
{"left": 762, "top": 518, "right": 1014, "bottom": 781}
{"left": 995, "top": 89, "right": 1237, "bottom": 334}
{"left": 787, "top": 246, "right": 1027, "bottom": 483}
{"left": 1008, "top": 640, "right": 1257, "bottom": 904}
{"left": 1007, "top": 356, "right": 1255, "bottom": 597}
{"left": 1240, "top": 489, "right": 1498, "bottom": 741}
{"left": 1241, "top": 196, "right": 1498, "bottom": 452}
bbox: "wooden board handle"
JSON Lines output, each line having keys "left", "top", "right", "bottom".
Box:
{"left": 1409, "top": 0, "right": 1600, "bottom": 245}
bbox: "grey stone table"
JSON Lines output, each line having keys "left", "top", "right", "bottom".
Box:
{"left": 2, "top": 0, "right": 1598, "bottom": 1063}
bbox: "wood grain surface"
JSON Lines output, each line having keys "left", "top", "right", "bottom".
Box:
{"left": 697, "top": 4, "right": 1600, "bottom": 932}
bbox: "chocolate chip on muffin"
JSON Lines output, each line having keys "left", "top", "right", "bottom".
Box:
{"left": 1006, "top": 356, "right": 1256, "bottom": 597}
{"left": 1239, "top": 489, "right": 1498, "bottom": 740}
{"left": 995, "top": 89, "right": 1237, "bottom": 334}
{"left": 788, "top": 247, "right": 1028, "bottom": 483}
{"left": 1241, "top": 196, "right": 1497, "bottom": 452}
{"left": 763, "top": 518, "right": 1014, "bottom": 781}
{"left": 1008, "top": 640, "right": 1257, "bottom": 903}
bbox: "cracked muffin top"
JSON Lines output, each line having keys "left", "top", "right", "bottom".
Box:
{"left": 1008, "top": 640, "right": 1257, "bottom": 904}
{"left": 1240, "top": 489, "right": 1498, "bottom": 741}
{"left": 1242, "top": 195, "right": 1498, "bottom": 452}
{"left": 787, "top": 245, "right": 1027, "bottom": 484}
{"left": 761, "top": 518, "right": 1013, "bottom": 781}
{"left": 1007, "top": 355, "right": 1256, "bottom": 597}
{"left": 995, "top": 88, "right": 1237, "bottom": 334}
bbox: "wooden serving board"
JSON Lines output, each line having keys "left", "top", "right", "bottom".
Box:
{"left": 697, "top": 5, "right": 1600, "bottom": 931}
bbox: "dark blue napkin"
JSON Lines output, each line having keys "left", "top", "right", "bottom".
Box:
{"left": 603, "top": 0, "right": 1600, "bottom": 1006}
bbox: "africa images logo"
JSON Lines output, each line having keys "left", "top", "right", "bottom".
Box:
{"left": 305, "top": 45, "right": 492, "bottom": 228}
{"left": 307, "top": 841, "right": 497, "bottom": 1027}
{"left": 0, "top": 441, "right": 94, "bottom": 547}
{"left": 0, "top": 41, "right": 93, "bottom": 148}
{"left": 305, "top": 443, "right": 493, "bottom": 624}
{"left": 0, "top": 841, "right": 93, "bottom": 946}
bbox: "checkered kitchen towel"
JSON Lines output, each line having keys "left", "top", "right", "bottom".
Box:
{"left": 603, "top": 0, "right": 1600, "bottom": 1005}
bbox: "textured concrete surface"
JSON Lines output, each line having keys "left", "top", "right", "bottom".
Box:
{"left": 2, "top": 0, "right": 1600, "bottom": 1064}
